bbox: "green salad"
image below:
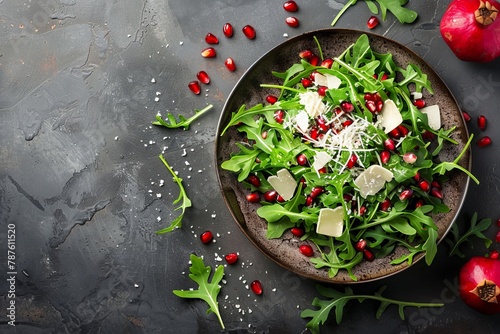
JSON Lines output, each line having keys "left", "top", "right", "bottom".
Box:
{"left": 220, "top": 34, "right": 476, "bottom": 280}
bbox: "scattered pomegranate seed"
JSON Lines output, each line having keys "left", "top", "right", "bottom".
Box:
{"left": 310, "top": 186, "right": 324, "bottom": 199}
{"left": 317, "top": 86, "right": 328, "bottom": 96}
{"left": 188, "top": 81, "right": 201, "bottom": 95}
{"left": 359, "top": 206, "right": 367, "bottom": 215}
{"left": 316, "top": 116, "right": 329, "bottom": 132}
{"left": 367, "top": 16, "right": 379, "bottom": 29}
{"left": 376, "top": 100, "right": 384, "bottom": 112}
{"left": 223, "top": 23, "right": 234, "bottom": 37}
{"left": 274, "top": 110, "right": 285, "bottom": 124}
{"left": 340, "top": 101, "right": 354, "bottom": 113}
{"left": 246, "top": 192, "right": 260, "bottom": 203}
{"left": 196, "top": 71, "right": 210, "bottom": 84}
{"left": 380, "top": 198, "right": 391, "bottom": 211}
{"left": 477, "top": 115, "right": 487, "bottom": 130}
{"left": 250, "top": 280, "right": 263, "bottom": 295}
{"left": 389, "top": 127, "right": 401, "bottom": 139}
{"left": 263, "top": 190, "right": 278, "bottom": 202}
{"left": 296, "top": 153, "right": 308, "bottom": 166}
{"left": 365, "top": 100, "right": 377, "bottom": 113}
{"left": 380, "top": 150, "right": 390, "bottom": 164}
{"left": 204, "top": 33, "right": 219, "bottom": 44}
{"left": 399, "top": 189, "right": 414, "bottom": 201}
{"left": 200, "top": 231, "right": 213, "bottom": 244}
{"left": 398, "top": 125, "right": 409, "bottom": 137}
{"left": 495, "top": 231, "right": 500, "bottom": 243}
{"left": 414, "top": 171, "right": 421, "bottom": 182}
{"left": 225, "top": 253, "right": 239, "bottom": 264}
{"left": 477, "top": 136, "right": 492, "bottom": 148}
{"left": 354, "top": 239, "right": 367, "bottom": 251}
{"left": 201, "top": 47, "right": 216, "bottom": 58}
{"left": 285, "top": 16, "right": 299, "bottom": 27}
{"left": 489, "top": 250, "right": 500, "bottom": 259}
{"left": 462, "top": 111, "right": 471, "bottom": 122}
{"left": 225, "top": 57, "right": 236, "bottom": 71}
{"left": 403, "top": 152, "right": 417, "bottom": 164}
{"left": 431, "top": 180, "right": 442, "bottom": 189}
{"left": 418, "top": 180, "right": 431, "bottom": 192}
{"left": 299, "top": 244, "right": 314, "bottom": 257}
{"left": 305, "top": 195, "right": 313, "bottom": 206}
{"left": 318, "top": 167, "right": 327, "bottom": 174}
{"left": 301, "top": 78, "right": 313, "bottom": 87}
{"left": 363, "top": 248, "right": 375, "bottom": 261}
{"left": 299, "top": 49, "right": 314, "bottom": 60}
{"left": 321, "top": 58, "right": 334, "bottom": 68}
{"left": 247, "top": 175, "right": 261, "bottom": 187}
{"left": 430, "top": 187, "right": 443, "bottom": 199}
{"left": 412, "top": 99, "right": 426, "bottom": 109}
{"left": 414, "top": 199, "right": 425, "bottom": 208}
{"left": 347, "top": 154, "right": 358, "bottom": 169}
{"left": 266, "top": 95, "right": 278, "bottom": 104}
{"left": 283, "top": 0, "right": 299, "bottom": 12}
{"left": 384, "top": 138, "right": 396, "bottom": 151}
{"left": 242, "top": 25, "right": 256, "bottom": 39}
{"left": 342, "top": 119, "right": 353, "bottom": 127}
{"left": 291, "top": 227, "right": 305, "bottom": 237}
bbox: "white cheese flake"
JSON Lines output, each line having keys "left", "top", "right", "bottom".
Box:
{"left": 354, "top": 165, "right": 394, "bottom": 198}
{"left": 312, "top": 151, "right": 332, "bottom": 171}
{"left": 299, "top": 91, "right": 326, "bottom": 118}
{"left": 316, "top": 207, "right": 344, "bottom": 237}
{"left": 379, "top": 99, "right": 403, "bottom": 133}
{"left": 295, "top": 110, "right": 310, "bottom": 132}
{"left": 267, "top": 168, "right": 297, "bottom": 201}
{"left": 420, "top": 105, "right": 441, "bottom": 130}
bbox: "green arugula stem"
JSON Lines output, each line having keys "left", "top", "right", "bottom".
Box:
{"left": 260, "top": 84, "right": 303, "bottom": 93}
{"left": 331, "top": 0, "right": 358, "bottom": 26}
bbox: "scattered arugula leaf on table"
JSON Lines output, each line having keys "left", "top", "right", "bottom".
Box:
{"left": 173, "top": 254, "right": 225, "bottom": 329}
{"left": 156, "top": 154, "right": 192, "bottom": 234}
{"left": 301, "top": 285, "right": 443, "bottom": 334}
{"left": 445, "top": 212, "right": 493, "bottom": 258}
{"left": 153, "top": 104, "right": 213, "bottom": 130}
{"left": 331, "top": 0, "right": 418, "bottom": 27}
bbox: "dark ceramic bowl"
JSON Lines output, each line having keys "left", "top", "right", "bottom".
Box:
{"left": 215, "top": 29, "right": 470, "bottom": 283}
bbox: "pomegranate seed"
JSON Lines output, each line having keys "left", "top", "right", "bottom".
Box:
{"left": 299, "top": 244, "right": 314, "bottom": 257}
{"left": 309, "top": 128, "right": 319, "bottom": 140}
{"left": 250, "top": 280, "right": 263, "bottom": 295}
{"left": 188, "top": 81, "right": 201, "bottom": 95}
{"left": 266, "top": 95, "right": 278, "bottom": 104}
{"left": 412, "top": 99, "right": 426, "bottom": 109}
{"left": 299, "top": 50, "right": 314, "bottom": 61}
{"left": 310, "top": 186, "right": 324, "bottom": 199}
{"left": 321, "top": 58, "right": 334, "bottom": 68}
{"left": 418, "top": 180, "right": 431, "bottom": 192}
{"left": 497, "top": 218, "right": 500, "bottom": 227}
{"left": 364, "top": 93, "right": 374, "bottom": 101}
{"left": 301, "top": 78, "right": 313, "bottom": 87}
{"left": 342, "top": 120, "right": 353, "bottom": 127}
{"left": 196, "top": 71, "right": 210, "bottom": 84}
{"left": 246, "top": 192, "right": 260, "bottom": 203}
{"left": 477, "top": 136, "right": 492, "bottom": 148}
{"left": 389, "top": 127, "right": 401, "bottom": 139}
{"left": 478, "top": 115, "right": 487, "bottom": 130}
{"left": 225, "top": 57, "right": 236, "bottom": 71}
{"left": 204, "top": 33, "right": 219, "bottom": 44}
{"left": 305, "top": 196, "right": 313, "bottom": 206}
{"left": 223, "top": 23, "right": 234, "bottom": 37}
{"left": 398, "top": 125, "right": 409, "bottom": 137}
{"left": 430, "top": 187, "right": 443, "bottom": 199}
{"left": 308, "top": 55, "right": 320, "bottom": 66}
{"left": 384, "top": 138, "right": 396, "bottom": 151}
{"left": 403, "top": 152, "right": 417, "bottom": 164}
{"left": 291, "top": 227, "right": 305, "bottom": 238}
{"left": 263, "top": 190, "right": 278, "bottom": 202}
{"left": 365, "top": 100, "right": 377, "bottom": 113}
{"left": 318, "top": 167, "right": 327, "bottom": 174}
{"left": 414, "top": 199, "right": 425, "bottom": 208}
{"left": 343, "top": 193, "right": 353, "bottom": 202}
{"left": 380, "top": 198, "right": 391, "bottom": 211}
{"left": 285, "top": 16, "right": 299, "bottom": 27}
{"left": 274, "top": 110, "right": 285, "bottom": 124}
{"left": 380, "top": 150, "right": 390, "bottom": 164}
{"left": 496, "top": 231, "right": 500, "bottom": 243}
{"left": 316, "top": 116, "right": 329, "bottom": 132}
{"left": 489, "top": 250, "right": 500, "bottom": 259}
{"left": 399, "top": 189, "right": 414, "bottom": 201}
{"left": 242, "top": 25, "right": 256, "bottom": 39}
{"left": 359, "top": 206, "right": 367, "bottom": 215}
{"left": 296, "top": 153, "right": 308, "bottom": 166}
{"left": 380, "top": 73, "right": 389, "bottom": 80}
{"left": 225, "top": 253, "right": 239, "bottom": 264}
{"left": 414, "top": 171, "right": 421, "bottom": 182}
{"left": 201, "top": 47, "right": 216, "bottom": 58}
{"left": 317, "top": 86, "right": 328, "bottom": 96}
{"left": 277, "top": 195, "right": 285, "bottom": 202}
{"left": 373, "top": 92, "right": 382, "bottom": 102}
{"left": 363, "top": 248, "right": 375, "bottom": 261}
{"left": 283, "top": 0, "right": 299, "bottom": 12}
{"left": 431, "top": 180, "right": 442, "bottom": 189}
{"left": 200, "top": 231, "right": 213, "bottom": 244}
{"left": 340, "top": 101, "right": 354, "bottom": 113}
{"left": 354, "top": 239, "right": 367, "bottom": 251}
{"left": 376, "top": 100, "right": 384, "bottom": 112}
{"left": 247, "top": 175, "right": 261, "bottom": 187}
{"left": 347, "top": 154, "right": 358, "bottom": 169}
{"left": 367, "top": 16, "right": 379, "bottom": 29}
{"left": 462, "top": 111, "right": 471, "bottom": 122}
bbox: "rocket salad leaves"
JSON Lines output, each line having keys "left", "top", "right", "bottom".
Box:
{"left": 220, "top": 34, "right": 477, "bottom": 281}
{"left": 331, "top": 0, "right": 418, "bottom": 26}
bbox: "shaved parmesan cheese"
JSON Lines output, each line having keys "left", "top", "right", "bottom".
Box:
{"left": 354, "top": 165, "right": 394, "bottom": 198}
{"left": 312, "top": 151, "right": 332, "bottom": 171}
{"left": 326, "top": 74, "right": 341, "bottom": 89}
{"left": 411, "top": 92, "right": 423, "bottom": 100}
{"left": 313, "top": 73, "right": 342, "bottom": 89}
{"left": 299, "top": 91, "right": 326, "bottom": 118}
{"left": 379, "top": 99, "right": 403, "bottom": 133}
{"left": 313, "top": 73, "right": 329, "bottom": 87}
{"left": 420, "top": 105, "right": 441, "bottom": 130}
{"left": 316, "top": 207, "right": 344, "bottom": 237}
{"left": 295, "top": 110, "right": 309, "bottom": 132}
{"left": 267, "top": 169, "right": 297, "bottom": 201}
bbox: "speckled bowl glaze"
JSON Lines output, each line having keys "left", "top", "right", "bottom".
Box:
{"left": 215, "top": 29, "right": 471, "bottom": 283}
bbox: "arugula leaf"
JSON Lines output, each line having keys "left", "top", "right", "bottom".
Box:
{"left": 301, "top": 285, "right": 443, "bottom": 334}
{"left": 445, "top": 212, "right": 493, "bottom": 258}
{"left": 173, "top": 254, "right": 225, "bottom": 329}
{"left": 153, "top": 104, "right": 213, "bottom": 130}
{"left": 156, "top": 154, "right": 192, "bottom": 234}
{"left": 331, "top": 0, "right": 418, "bottom": 26}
